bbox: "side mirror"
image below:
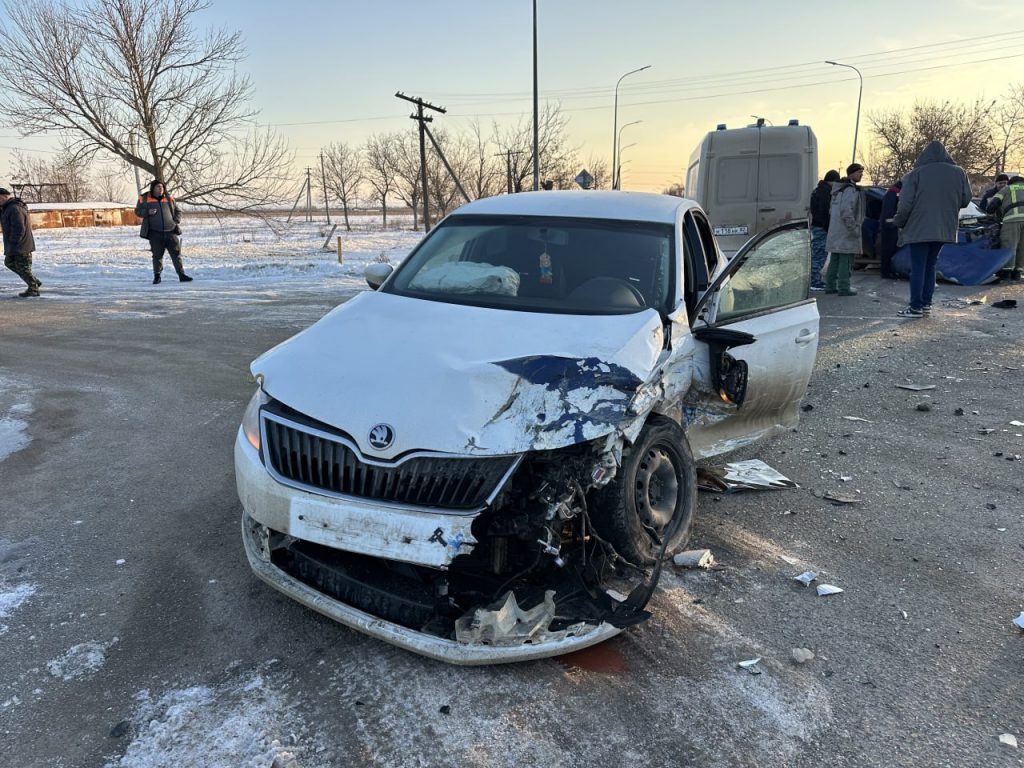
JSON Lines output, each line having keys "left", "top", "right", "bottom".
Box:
{"left": 364, "top": 263, "right": 394, "bottom": 290}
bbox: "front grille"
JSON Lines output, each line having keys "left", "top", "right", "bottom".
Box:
{"left": 262, "top": 415, "right": 516, "bottom": 510}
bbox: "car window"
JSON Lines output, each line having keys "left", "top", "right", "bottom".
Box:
{"left": 716, "top": 227, "right": 810, "bottom": 322}
{"left": 691, "top": 211, "right": 720, "bottom": 279}
{"left": 386, "top": 215, "right": 675, "bottom": 315}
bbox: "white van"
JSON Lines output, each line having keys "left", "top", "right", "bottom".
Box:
{"left": 686, "top": 120, "right": 818, "bottom": 256}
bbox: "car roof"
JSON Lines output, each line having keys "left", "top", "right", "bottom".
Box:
{"left": 449, "top": 190, "right": 695, "bottom": 225}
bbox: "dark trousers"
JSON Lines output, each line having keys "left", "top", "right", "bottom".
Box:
{"left": 5, "top": 252, "right": 39, "bottom": 288}
{"left": 148, "top": 232, "right": 184, "bottom": 275}
{"left": 908, "top": 241, "right": 942, "bottom": 310}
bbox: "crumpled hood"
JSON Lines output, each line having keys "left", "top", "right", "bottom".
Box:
{"left": 830, "top": 180, "right": 856, "bottom": 200}
{"left": 914, "top": 140, "right": 954, "bottom": 167}
{"left": 252, "top": 291, "right": 665, "bottom": 459}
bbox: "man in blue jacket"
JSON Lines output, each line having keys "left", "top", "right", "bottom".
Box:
{"left": 135, "top": 180, "right": 192, "bottom": 284}
{"left": 892, "top": 141, "right": 972, "bottom": 318}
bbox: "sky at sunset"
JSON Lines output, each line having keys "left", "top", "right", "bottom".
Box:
{"left": 3, "top": 0, "right": 1024, "bottom": 195}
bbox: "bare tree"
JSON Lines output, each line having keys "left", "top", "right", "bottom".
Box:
{"left": 424, "top": 128, "right": 472, "bottom": 219}
{"left": 10, "top": 149, "right": 92, "bottom": 201}
{"left": 462, "top": 120, "right": 500, "bottom": 200}
{"left": 93, "top": 162, "right": 132, "bottom": 202}
{"left": 866, "top": 99, "right": 996, "bottom": 188}
{"left": 321, "top": 142, "right": 364, "bottom": 231}
{"left": 364, "top": 133, "right": 397, "bottom": 228}
{"left": 391, "top": 131, "right": 422, "bottom": 230}
{"left": 582, "top": 153, "right": 610, "bottom": 190}
{"left": 662, "top": 180, "right": 686, "bottom": 197}
{"left": 992, "top": 84, "right": 1024, "bottom": 176}
{"left": 492, "top": 102, "right": 578, "bottom": 192}
{"left": 0, "top": 0, "right": 292, "bottom": 212}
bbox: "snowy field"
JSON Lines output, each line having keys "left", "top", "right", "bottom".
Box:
{"left": 19, "top": 214, "right": 423, "bottom": 302}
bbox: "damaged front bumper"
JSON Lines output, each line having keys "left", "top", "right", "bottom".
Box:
{"left": 241, "top": 512, "right": 622, "bottom": 664}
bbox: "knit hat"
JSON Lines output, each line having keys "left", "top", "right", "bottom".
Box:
{"left": 996, "top": 173, "right": 1009, "bottom": 182}
{"left": 823, "top": 170, "right": 840, "bottom": 183}
{"left": 846, "top": 163, "right": 864, "bottom": 176}
{"left": 0, "top": 188, "right": 10, "bottom": 196}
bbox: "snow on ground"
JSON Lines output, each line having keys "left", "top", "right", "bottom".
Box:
{"left": 107, "top": 670, "right": 320, "bottom": 768}
{"left": 22, "top": 216, "right": 423, "bottom": 302}
{"left": 0, "top": 581, "right": 36, "bottom": 635}
{"left": 0, "top": 375, "right": 32, "bottom": 462}
{"left": 47, "top": 638, "right": 118, "bottom": 681}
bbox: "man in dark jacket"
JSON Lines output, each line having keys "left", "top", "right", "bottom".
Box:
{"left": 892, "top": 141, "right": 972, "bottom": 318}
{"left": 135, "top": 180, "right": 192, "bottom": 284}
{"left": 809, "top": 169, "right": 840, "bottom": 291}
{"left": 0, "top": 187, "right": 41, "bottom": 298}
{"left": 978, "top": 173, "right": 1009, "bottom": 213}
{"left": 878, "top": 180, "right": 902, "bottom": 278}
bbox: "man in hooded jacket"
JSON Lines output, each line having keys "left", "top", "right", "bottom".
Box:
{"left": 824, "top": 164, "right": 865, "bottom": 296}
{"left": 135, "top": 180, "right": 192, "bottom": 284}
{"left": 892, "top": 141, "right": 972, "bottom": 317}
{"left": 0, "top": 187, "right": 40, "bottom": 297}
{"left": 809, "top": 169, "right": 840, "bottom": 291}
{"left": 878, "top": 180, "right": 901, "bottom": 279}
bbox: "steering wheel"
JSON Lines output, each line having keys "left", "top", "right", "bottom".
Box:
{"left": 623, "top": 281, "right": 647, "bottom": 307}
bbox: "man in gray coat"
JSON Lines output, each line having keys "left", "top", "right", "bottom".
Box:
{"left": 0, "top": 187, "right": 41, "bottom": 297}
{"left": 892, "top": 141, "right": 972, "bottom": 317}
{"left": 135, "top": 180, "right": 192, "bottom": 284}
{"left": 824, "top": 164, "right": 865, "bottom": 296}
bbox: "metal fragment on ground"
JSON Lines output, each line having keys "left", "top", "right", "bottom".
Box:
{"left": 842, "top": 416, "right": 872, "bottom": 422}
{"left": 816, "top": 584, "right": 844, "bottom": 596}
{"left": 672, "top": 549, "right": 715, "bottom": 569}
{"left": 696, "top": 459, "right": 798, "bottom": 493}
{"left": 794, "top": 571, "right": 818, "bottom": 586}
{"left": 1013, "top": 612, "right": 1024, "bottom": 631}
{"left": 822, "top": 492, "right": 859, "bottom": 505}
{"left": 895, "top": 384, "right": 936, "bottom": 391}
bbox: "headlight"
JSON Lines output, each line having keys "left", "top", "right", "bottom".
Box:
{"left": 242, "top": 388, "right": 270, "bottom": 451}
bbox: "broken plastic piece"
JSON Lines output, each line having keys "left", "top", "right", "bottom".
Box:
{"left": 454, "top": 590, "right": 557, "bottom": 646}
{"left": 697, "top": 459, "right": 798, "bottom": 493}
{"left": 794, "top": 571, "right": 818, "bottom": 586}
{"left": 1013, "top": 612, "right": 1024, "bottom": 631}
{"left": 999, "top": 733, "right": 1018, "bottom": 748}
{"left": 895, "top": 384, "right": 936, "bottom": 391}
{"left": 816, "top": 584, "right": 843, "bottom": 596}
{"left": 842, "top": 416, "right": 872, "bottom": 422}
{"left": 822, "top": 492, "right": 859, "bottom": 505}
{"left": 1010, "top": 420, "right": 1024, "bottom": 427}
{"left": 737, "top": 657, "right": 762, "bottom": 674}
{"left": 992, "top": 299, "right": 1017, "bottom": 309}
{"left": 673, "top": 549, "right": 715, "bottom": 569}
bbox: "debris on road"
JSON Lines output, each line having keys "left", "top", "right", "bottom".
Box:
{"left": 821, "top": 492, "right": 859, "bottom": 505}
{"left": 895, "top": 383, "right": 936, "bottom": 391}
{"left": 673, "top": 549, "right": 715, "bottom": 569}
{"left": 697, "top": 460, "right": 798, "bottom": 493}
{"left": 794, "top": 571, "right": 818, "bottom": 586}
{"left": 842, "top": 416, "right": 872, "bottom": 423}
{"left": 916, "top": 403, "right": 932, "bottom": 412}
{"left": 816, "top": 584, "right": 844, "bottom": 596}
{"left": 737, "top": 658, "right": 762, "bottom": 674}
{"left": 978, "top": 428, "right": 996, "bottom": 434}
{"left": 115, "top": 559, "right": 126, "bottom": 566}
{"left": 999, "top": 733, "right": 1018, "bottom": 748}
{"left": 791, "top": 648, "right": 815, "bottom": 664}
{"left": 1010, "top": 420, "right": 1024, "bottom": 427}
{"left": 1013, "top": 612, "right": 1024, "bottom": 631}
{"left": 992, "top": 299, "right": 1017, "bottom": 309}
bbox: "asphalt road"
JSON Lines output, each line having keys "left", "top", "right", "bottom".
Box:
{"left": 1, "top": 274, "right": 1022, "bottom": 767}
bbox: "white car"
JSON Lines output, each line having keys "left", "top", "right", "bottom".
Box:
{"left": 234, "top": 191, "right": 819, "bottom": 664}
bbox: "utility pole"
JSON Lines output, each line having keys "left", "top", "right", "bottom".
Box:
{"left": 319, "top": 151, "right": 331, "bottom": 224}
{"left": 396, "top": 92, "right": 447, "bottom": 232}
{"left": 305, "top": 167, "right": 313, "bottom": 222}
{"left": 494, "top": 149, "right": 525, "bottom": 194}
{"left": 532, "top": 0, "right": 539, "bottom": 191}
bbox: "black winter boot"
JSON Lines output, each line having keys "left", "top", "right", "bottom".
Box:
{"left": 18, "top": 286, "right": 40, "bottom": 298}
{"left": 153, "top": 273, "right": 162, "bottom": 285}
{"left": 178, "top": 272, "right": 193, "bottom": 282}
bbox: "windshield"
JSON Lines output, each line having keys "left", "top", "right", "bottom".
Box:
{"left": 385, "top": 214, "right": 675, "bottom": 315}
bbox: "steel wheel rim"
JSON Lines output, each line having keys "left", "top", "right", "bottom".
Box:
{"left": 635, "top": 445, "right": 680, "bottom": 531}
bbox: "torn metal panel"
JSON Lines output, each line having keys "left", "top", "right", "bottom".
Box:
{"left": 697, "top": 459, "right": 798, "bottom": 493}
{"left": 454, "top": 590, "right": 559, "bottom": 646}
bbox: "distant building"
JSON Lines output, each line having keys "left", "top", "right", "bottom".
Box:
{"left": 26, "top": 201, "right": 138, "bottom": 229}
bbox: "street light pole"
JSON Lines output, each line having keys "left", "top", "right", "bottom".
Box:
{"left": 532, "top": 0, "right": 539, "bottom": 191}
{"left": 617, "top": 143, "right": 637, "bottom": 189}
{"left": 612, "top": 64, "right": 650, "bottom": 191}
{"left": 615, "top": 120, "right": 641, "bottom": 189}
{"left": 825, "top": 60, "right": 863, "bottom": 166}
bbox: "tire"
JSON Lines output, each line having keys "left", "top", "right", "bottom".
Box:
{"left": 589, "top": 417, "right": 697, "bottom": 566}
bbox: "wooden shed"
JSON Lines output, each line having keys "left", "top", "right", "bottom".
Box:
{"left": 27, "top": 202, "right": 138, "bottom": 229}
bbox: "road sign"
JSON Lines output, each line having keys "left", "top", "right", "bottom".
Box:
{"left": 575, "top": 169, "right": 594, "bottom": 189}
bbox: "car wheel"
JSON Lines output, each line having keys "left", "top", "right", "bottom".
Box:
{"left": 589, "top": 417, "right": 697, "bottom": 567}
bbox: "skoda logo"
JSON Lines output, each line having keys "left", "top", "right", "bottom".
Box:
{"left": 368, "top": 423, "right": 395, "bottom": 450}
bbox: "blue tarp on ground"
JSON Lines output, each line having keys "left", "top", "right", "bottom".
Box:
{"left": 891, "top": 240, "right": 1012, "bottom": 285}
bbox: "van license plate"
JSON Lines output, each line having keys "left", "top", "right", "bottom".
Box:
{"left": 713, "top": 225, "right": 749, "bottom": 236}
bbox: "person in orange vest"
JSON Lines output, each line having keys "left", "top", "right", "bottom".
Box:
{"left": 135, "top": 180, "right": 192, "bottom": 284}
{"left": 986, "top": 174, "right": 1024, "bottom": 280}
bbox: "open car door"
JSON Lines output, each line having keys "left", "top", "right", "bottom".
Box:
{"left": 684, "top": 220, "right": 819, "bottom": 458}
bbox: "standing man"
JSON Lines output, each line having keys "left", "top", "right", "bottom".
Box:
{"left": 892, "top": 141, "right": 972, "bottom": 317}
{"left": 0, "top": 187, "right": 41, "bottom": 298}
{"left": 986, "top": 174, "right": 1024, "bottom": 280}
{"left": 824, "top": 164, "right": 865, "bottom": 296}
{"left": 878, "top": 180, "right": 902, "bottom": 279}
{"left": 979, "top": 173, "right": 1009, "bottom": 213}
{"left": 809, "top": 169, "right": 840, "bottom": 291}
{"left": 135, "top": 180, "right": 192, "bottom": 284}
